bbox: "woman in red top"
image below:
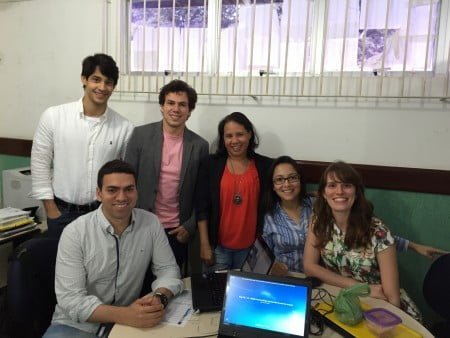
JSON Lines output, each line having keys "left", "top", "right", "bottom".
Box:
{"left": 196, "top": 112, "right": 272, "bottom": 270}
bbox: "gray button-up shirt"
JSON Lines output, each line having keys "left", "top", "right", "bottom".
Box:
{"left": 51, "top": 207, "right": 183, "bottom": 333}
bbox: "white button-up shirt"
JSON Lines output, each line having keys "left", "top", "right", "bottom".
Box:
{"left": 31, "top": 99, "right": 134, "bottom": 205}
{"left": 52, "top": 207, "right": 183, "bottom": 333}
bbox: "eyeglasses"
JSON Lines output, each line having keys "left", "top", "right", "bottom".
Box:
{"left": 273, "top": 174, "right": 300, "bottom": 185}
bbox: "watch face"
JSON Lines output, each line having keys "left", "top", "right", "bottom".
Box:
{"left": 155, "top": 292, "right": 168, "bottom": 308}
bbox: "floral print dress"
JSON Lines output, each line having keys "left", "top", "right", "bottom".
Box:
{"left": 320, "top": 217, "right": 422, "bottom": 321}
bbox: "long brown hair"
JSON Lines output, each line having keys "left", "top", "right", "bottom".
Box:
{"left": 312, "top": 161, "right": 374, "bottom": 249}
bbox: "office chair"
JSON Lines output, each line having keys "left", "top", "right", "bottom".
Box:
{"left": 423, "top": 253, "right": 450, "bottom": 337}
{"left": 6, "top": 237, "right": 59, "bottom": 338}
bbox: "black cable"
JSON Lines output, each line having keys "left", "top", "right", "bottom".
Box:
{"left": 309, "top": 287, "right": 336, "bottom": 335}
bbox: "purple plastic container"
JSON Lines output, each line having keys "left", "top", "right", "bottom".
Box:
{"left": 363, "top": 308, "right": 402, "bottom": 337}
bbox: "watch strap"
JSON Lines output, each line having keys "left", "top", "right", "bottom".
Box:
{"left": 154, "top": 292, "right": 169, "bottom": 309}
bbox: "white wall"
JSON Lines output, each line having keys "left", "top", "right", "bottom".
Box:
{"left": 0, "top": 0, "right": 103, "bottom": 137}
{"left": 1, "top": 0, "right": 449, "bottom": 170}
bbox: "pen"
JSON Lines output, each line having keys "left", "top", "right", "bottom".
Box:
{"left": 177, "top": 308, "right": 191, "bottom": 325}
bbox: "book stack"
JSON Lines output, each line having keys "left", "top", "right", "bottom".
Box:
{"left": 0, "top": 207, "right": 37, "bottom": 238}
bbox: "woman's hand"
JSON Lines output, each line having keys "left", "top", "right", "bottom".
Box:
{"left": 200, "top": 243, "right": 214, "bottom": 266}
{"left": 369, "top": 284, "right": 388, "bottom": 301}
{"left": 269, "top": 262, "right": 289, "bottom": 276}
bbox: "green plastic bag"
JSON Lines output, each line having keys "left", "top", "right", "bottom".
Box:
{"left": 333, "top": 283, "right": 370, "bottom": 326}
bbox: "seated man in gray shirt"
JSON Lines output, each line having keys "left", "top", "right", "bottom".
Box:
{"left": 43, "top": 159, "right": 183, "bottom": 338}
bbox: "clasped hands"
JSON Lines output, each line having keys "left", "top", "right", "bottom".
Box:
{"left": 124, "top": 294, "right": 166, "bottom": 328}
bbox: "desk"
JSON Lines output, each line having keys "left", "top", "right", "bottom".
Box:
{"left": 109, "top": 275, "right": 433, "bottom": 338}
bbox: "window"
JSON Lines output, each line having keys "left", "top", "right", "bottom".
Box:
{"left": 323, "top": 0, "right": 440, "bottom": 73}
{"left": 129, "top": 0, "right": 208, "bottom": 73}
{"left": 128, "top": 0, "right": 295, "bottom": 76}
{"left": 107, "top": 0, "right": 448, "bottom": 98}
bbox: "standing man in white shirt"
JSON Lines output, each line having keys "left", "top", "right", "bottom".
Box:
{"left": 125, "top": 80, "right": 208, "bottom": 274}
{"left": 43, "top": 159, "right": 182, "bottom": 338}
{"left": 31, "top": 53, "right": 134, "bottom": 238}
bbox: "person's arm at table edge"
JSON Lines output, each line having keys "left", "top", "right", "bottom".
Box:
{"left": 377, "top": 246, "right": 401, "bottom": 307}
{"left": 87, "top": 295, "right": 164, "bottom": 328}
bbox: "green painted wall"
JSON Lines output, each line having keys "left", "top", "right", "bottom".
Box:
{"left": 0, "top": 154, "right": 31, "bottom": 205}
{"left": 366, "top": 188, "right": 450, "bottom": 326}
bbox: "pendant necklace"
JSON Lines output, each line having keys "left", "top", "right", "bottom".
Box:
{"left": 229, "top": 158, "right": 246, "bottom": 205}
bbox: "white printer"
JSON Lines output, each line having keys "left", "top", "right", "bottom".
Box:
{"left": 2, "top": 167, "right": 39, "bottom": 209}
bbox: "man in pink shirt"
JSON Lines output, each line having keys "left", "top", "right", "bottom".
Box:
{"left": 125, "top": 80, "right": 208, "bottom": 273}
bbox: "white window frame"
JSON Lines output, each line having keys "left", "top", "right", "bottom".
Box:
{"left": 105, "top": 0, "right": 450, "bottom": 99}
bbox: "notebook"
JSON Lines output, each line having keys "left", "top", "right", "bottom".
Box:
{"left": 191, "top": 236, "right": 275, "bottom": 312}
{"left": 218, "top": 270, "right": 312, "bottom": 338}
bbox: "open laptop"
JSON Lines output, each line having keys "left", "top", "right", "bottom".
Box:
{"left": 218, "top": 270, "right": 312, "bottom": 338}
{"left": 191, "top": 236, "right": 275, "bottom": 312}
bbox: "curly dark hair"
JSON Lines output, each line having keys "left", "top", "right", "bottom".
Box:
{"left": 158, "top": 80, "right": 197, "bottom": 111}
{"left": 312, "top": 161, "right": 374, "bottom": 249}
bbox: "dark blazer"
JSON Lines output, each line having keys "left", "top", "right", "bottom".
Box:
{"left": 195, "top": 152, "right": 273, "bottom": 248}
{"left": 124, "top": 121, "right": 209, "bottom": 235}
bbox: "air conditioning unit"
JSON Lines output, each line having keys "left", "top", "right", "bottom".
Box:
{"left": 2, "top": 167, "right": 39, "bottom": 209}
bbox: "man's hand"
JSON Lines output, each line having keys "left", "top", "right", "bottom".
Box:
{"left": 43, "top": 199, "right": 61, "bottom": 219}
{"left": 123, "top": 295, "right": 165, "bottom": 328}
{"left": 89, "top": 292, "right": 172, "bottom": 328}
{"left": 168, "top": 226, "right": 190, "bottom": 243}
{"left": 409, "top": 241, "right": 448, "bottom": 259}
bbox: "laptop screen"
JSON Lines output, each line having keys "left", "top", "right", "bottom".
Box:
{"left": 219, "top": 271, "right": 311, "bottom": 338}
{"left": 241, "top": 236, "right": 275, "bottom": 274}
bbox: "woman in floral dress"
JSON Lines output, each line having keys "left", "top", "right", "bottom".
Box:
{"left": 303, "top": 161, "right": 421, "bottom": 321}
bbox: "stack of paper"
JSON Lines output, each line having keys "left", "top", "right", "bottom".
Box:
{"left": 0, "top": 207, "right": 37, "bottom": 238}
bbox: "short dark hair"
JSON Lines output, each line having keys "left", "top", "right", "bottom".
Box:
{"left": 216, "top": 112, "right": 259, "bottom": 158}
{"left": 81, "top": 53, "right": 119, "bottom": 87}
{"left": 97, "top": 160, "right": 137, "bottom": 189}
{"left": 262, "top": 156, "right": 307, "bottom": 215}
{"left": 158, "top": 80, "right": 198, "bottom": 111}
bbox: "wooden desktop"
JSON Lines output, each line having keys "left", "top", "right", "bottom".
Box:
{"left": 109, "top": 273, "right": 433, "bottom": 338}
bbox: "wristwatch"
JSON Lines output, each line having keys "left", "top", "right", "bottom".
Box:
{"left": 154, "top": 292, "right": 169, "bottom": 309}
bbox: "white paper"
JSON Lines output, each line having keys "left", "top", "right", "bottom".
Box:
{"left": 0, "top": 207, "right": 30, "bottom": 221}
{"left": 163, "top": 289, "right": 194, "bottom": 327}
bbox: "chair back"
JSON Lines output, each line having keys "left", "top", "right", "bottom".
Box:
{"left": 423, "top": 253, "right": 450, "bottom": 321}
{"left": 7, "top": 237, "right": 59, "bottom": 338}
